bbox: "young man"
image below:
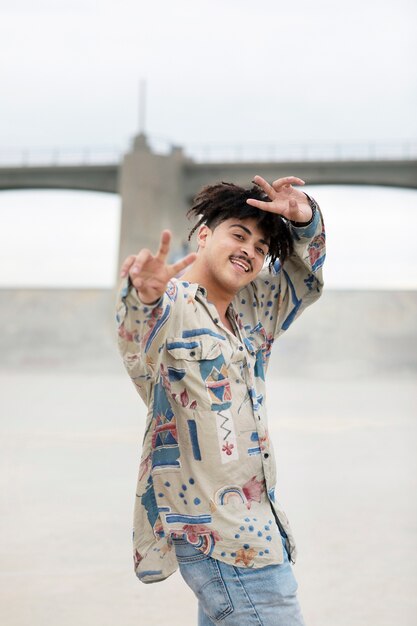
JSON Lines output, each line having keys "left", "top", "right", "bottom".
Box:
{"left": 116, "top": 175, "right": 326, "bottom": 626}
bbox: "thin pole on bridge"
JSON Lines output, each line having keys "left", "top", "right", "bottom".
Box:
{"left": 139, "top": 79, "right": 147, "bottom": 134}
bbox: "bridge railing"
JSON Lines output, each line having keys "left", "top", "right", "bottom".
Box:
{"left": 183, "top": 141, "right": 417, "bottom": 163}
{"left": 0, "top": 140, "right": 416, "bottom": 166}
{"left": 0, "top": 147, "right": 124, "bottom": 167}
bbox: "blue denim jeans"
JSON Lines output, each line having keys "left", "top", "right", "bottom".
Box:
{"left": 173, "top": 536, "right": 305, "bottom": 626}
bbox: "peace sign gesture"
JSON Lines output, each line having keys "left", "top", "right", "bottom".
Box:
{"left": 120, "top": 230, "right": 197, "bottom": 304}
{"left": 247, "top": 175, "right": 313, "bottom": 224}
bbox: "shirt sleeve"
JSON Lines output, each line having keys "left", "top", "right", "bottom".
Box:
{"left": 251, "top": 202, "right": 326, "bottom": 340}
{"left": 116, "top": 278, "right": 178, "bottom": 387}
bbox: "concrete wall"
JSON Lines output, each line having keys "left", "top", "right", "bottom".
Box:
{"left": 1, "top": 288, "right": 415, "bottom": 379}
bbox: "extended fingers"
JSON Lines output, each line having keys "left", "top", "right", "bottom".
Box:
{"left": 246, "top": 197, "right": 275, "bottom": 211}
{"left": 120, "top": 255, "right": 136, "bottom": 278}
{"left": 251, "top": 175, "right": 305, "bottom": 201}
{"left": 129, "top": 249, "right": 152, "bottom": 278}
{"left": 252, "top": 175, "right": 276, "bottom": 199}
{"left": 121, "top": 230, "right": 171, "bottom": 279}
{"left": 271, "top": 176, "right": 305, "bottom": 191}
{"left": 169, "top": 252, "right": 197, "bottom": 277}
{"left": 156, "top": 230, "right": 172, "bottom": 261}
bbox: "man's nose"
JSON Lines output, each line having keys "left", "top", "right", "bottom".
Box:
{"left": 240, "top": 243, "right": 255, "bottom": 259}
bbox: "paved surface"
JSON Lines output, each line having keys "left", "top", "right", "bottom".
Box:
{"left": 1, "top": 287, "right": 416, "bottom": 625}
{"left": 1, "top": 370, "right": 416, "bottom": 626}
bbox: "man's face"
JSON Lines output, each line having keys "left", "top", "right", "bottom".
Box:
{"left": 197, "top": 217, "right": 269, "bottom": 293}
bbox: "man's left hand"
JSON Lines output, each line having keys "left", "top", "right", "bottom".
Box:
{"left": 246, "top": 175, "right": 312, "bottom": 224}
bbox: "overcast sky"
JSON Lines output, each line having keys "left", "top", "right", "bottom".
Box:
{"left": 1, "top": 0, "right": 416, "bottom": 156}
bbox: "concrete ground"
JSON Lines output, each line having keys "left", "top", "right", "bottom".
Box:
{"left": 1, "top": 368, "right": 416, "bottom": 626}
{"left": 1, "top": 288, "right": 416, "bottom": 625}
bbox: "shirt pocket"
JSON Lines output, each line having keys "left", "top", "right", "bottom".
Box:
{"left": 166, "top": 336, "right": 223, "bottom": 361}
{"left": 165, "top": 336, "right": 232, "bottom": 411}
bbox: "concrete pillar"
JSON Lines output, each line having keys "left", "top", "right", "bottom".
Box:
{"left": 118, "top": 133, "right": 191, "bottom": 269}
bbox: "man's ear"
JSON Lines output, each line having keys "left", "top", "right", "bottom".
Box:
{"left": 197, "top": 224, "right": 211, "bottom": 248}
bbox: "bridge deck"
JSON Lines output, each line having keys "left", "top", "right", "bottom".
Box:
{"left": 0, "top": 158, "right": 416, "bottom": 193}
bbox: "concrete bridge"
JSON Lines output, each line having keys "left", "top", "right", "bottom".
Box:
{"left": 1, "top": 134, "right": 416, "bottom": 262}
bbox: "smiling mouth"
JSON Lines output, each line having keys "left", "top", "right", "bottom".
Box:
{"left": 230, "top": 256, "right": 251, "bottom": 273}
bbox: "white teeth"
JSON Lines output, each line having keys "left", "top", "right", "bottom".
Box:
{"left": 231, "top": 258, "right": 249, "bottom": 272}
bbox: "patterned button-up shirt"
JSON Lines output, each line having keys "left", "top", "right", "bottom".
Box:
{"left": 116, "top": 207, "right": 325, "bottom": 583}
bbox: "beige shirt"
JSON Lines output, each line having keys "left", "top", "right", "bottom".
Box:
{"left": 116, "top": 208, "right": 325, "bottom": 583}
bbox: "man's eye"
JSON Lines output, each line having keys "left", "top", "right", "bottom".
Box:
{"left": 234, "top": 233, "right": 244, "bottom": 240}
{"left": 257, "top": 248, "right": 266, "bottom": 255}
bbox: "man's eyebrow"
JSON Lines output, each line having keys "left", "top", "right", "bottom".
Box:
{"left": 228, "top": 224, "right": 269, "bottom": 247}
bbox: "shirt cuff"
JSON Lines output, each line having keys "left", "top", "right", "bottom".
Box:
{"left": 117, "top": 277, "right": 164, "bottom": 327}
{"left": 289, "top": 194, "right": 320, "bottom": 239}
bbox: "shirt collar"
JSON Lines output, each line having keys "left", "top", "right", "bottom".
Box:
{"left": 177, "top": 279, "right": 206, "bottom": 299}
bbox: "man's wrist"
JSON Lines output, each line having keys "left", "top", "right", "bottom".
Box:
{"left": 137, "top": 293, "right": 162, "bottom": 306}
{"left": 125, "top": 276, "right": 163, "bottom": 307}
{"left": 290, "top": 194, "right": 318, "bottom": 227}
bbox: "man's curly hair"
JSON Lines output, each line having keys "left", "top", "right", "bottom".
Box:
{"left": 187, "top": 182, "right": 294, "bottom": 268}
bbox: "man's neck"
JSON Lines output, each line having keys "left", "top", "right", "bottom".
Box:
{"left": 181, "top": 267, "right": 235, "bottom": 321}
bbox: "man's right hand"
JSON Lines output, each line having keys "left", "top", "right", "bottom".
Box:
{"left": 120, "top": 230, "right": 197, "bottom": 304}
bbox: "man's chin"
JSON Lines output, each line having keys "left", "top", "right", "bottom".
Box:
{"left": 226, "top": 269, "right": 254, "bottom": 291}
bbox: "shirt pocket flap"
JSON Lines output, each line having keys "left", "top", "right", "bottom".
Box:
{"left": 166, "top": 336, "right": 223, "bottom": 361}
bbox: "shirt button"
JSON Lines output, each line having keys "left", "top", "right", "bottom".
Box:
{"left": 238, "top": 346, "right": 244, "bottom": 351}
{"left": 263, "top": 453, "right": 269, "bottom": 459}
{"left": 213, "top": 318, "right": 219, "bottom": 323}
{"left": 258, "top": 415, "right": 261, "bottom": 420}
{"left": 190, "top": 351, "right": 195, "bottom": 356}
